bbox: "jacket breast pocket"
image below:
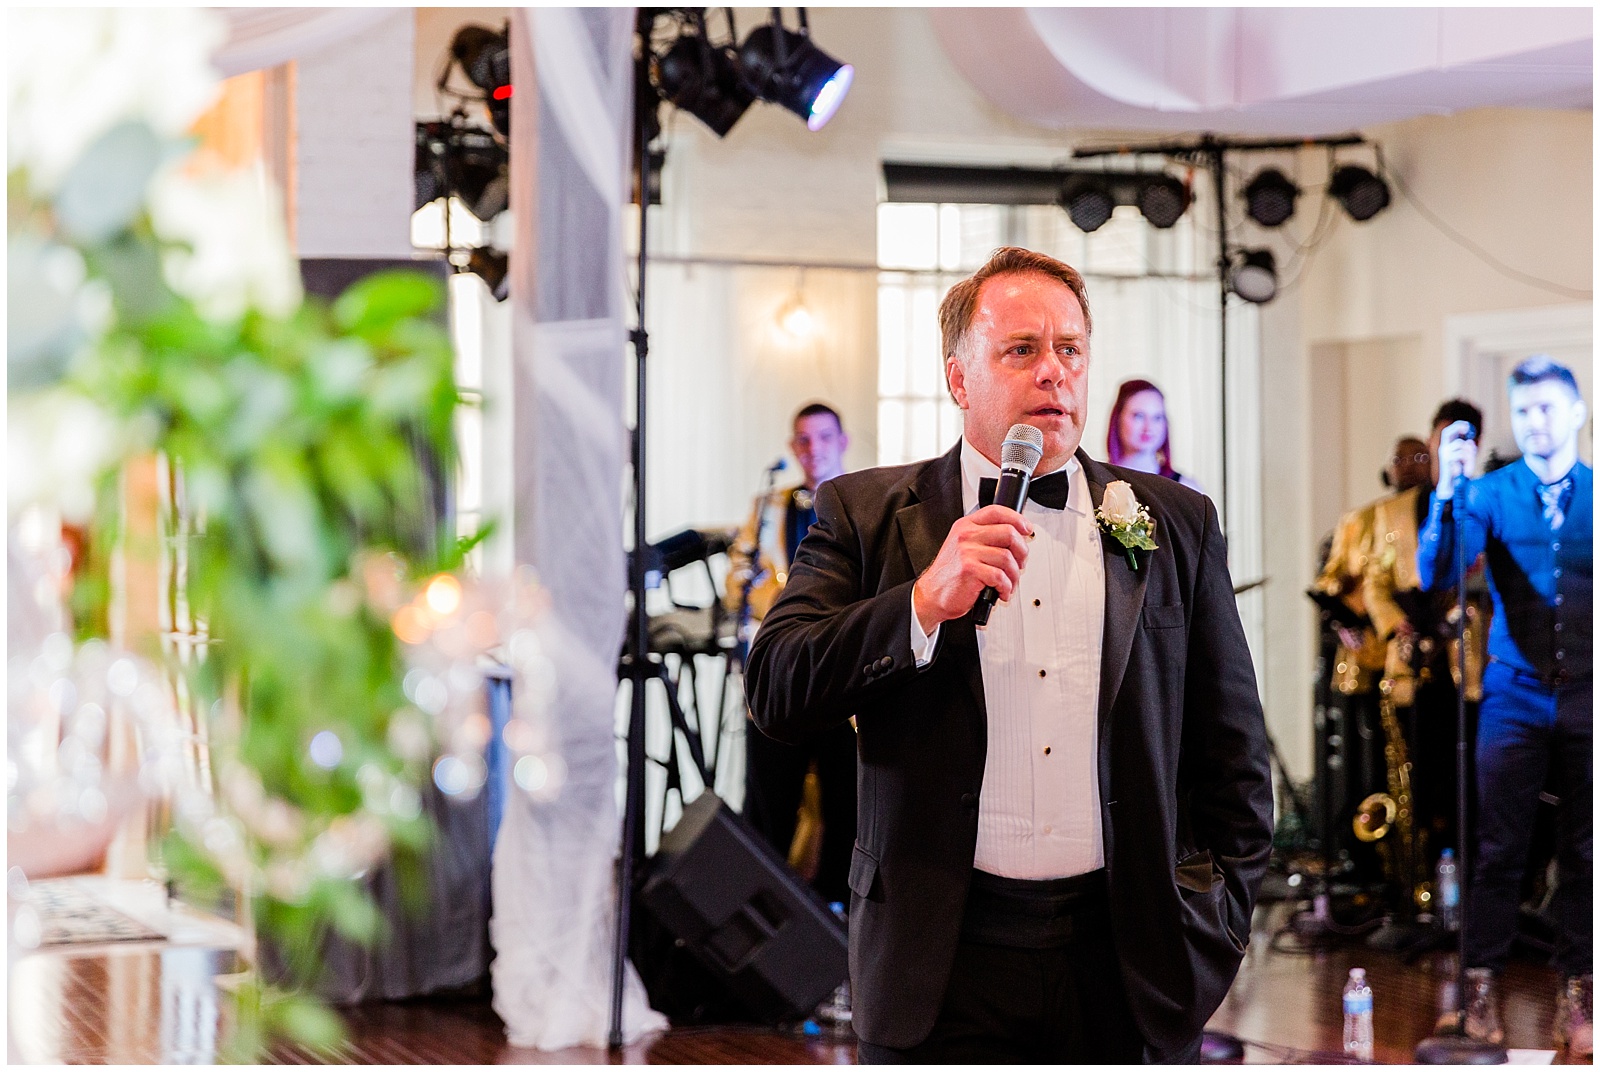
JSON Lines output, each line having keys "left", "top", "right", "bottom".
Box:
{"left": 1143, "top": 602, "right": 1185, "bottom": 630}
{"left": 848, "top": 843, "right": 882, "bottom": 902}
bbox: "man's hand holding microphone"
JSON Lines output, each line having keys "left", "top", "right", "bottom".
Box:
{"left": 912, "top": 506, "right": 1033, "bottom": 634}
{"left": 1435, "top": 420, "right": 1479, "bottom": 501}
{"left": 911, "top": 424, "right": 1042, "bottom": 634}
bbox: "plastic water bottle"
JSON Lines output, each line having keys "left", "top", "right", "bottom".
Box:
{"left": 1435, "top": 849, "right": 1460, "bottom": 931}
{"left": 817, "top": 902, "right": 852, "bottom": 1028}
{"left": 1343, "top": 968, "right": 1375, "bottom": 1062}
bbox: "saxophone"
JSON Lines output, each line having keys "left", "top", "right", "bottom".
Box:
{"left": 1352, "top": 632, "right": 1432, "bottom": 913}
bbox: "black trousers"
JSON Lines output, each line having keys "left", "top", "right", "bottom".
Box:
{"left": 1464, "top": 662, "right": 1592, "bottom": 977}
{"left": 857, "top": 870, "right": 1149, "bottom": 1064}
{"left": 742, "top": 719, "right": 857, "bottom": 905}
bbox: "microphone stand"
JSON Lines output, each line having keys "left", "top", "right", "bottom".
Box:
{"left": 732, "top": 462, "right": 785, "bottom": 668}
{"left": 1416, "top": 469, "right": 1505, "bottom": 1064}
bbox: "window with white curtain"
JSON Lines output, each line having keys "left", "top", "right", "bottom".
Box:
{"left": 873, "top": 200, "right": 1212, "bottom": 470}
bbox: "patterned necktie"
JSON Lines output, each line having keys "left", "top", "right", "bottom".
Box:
{"left": 979, "top": 469, "right": 1071, "bottom": 511}
{"left": 1539, "top": 478, "right": 1572, "bottom": 531}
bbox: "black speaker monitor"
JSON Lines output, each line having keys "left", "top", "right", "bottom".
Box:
{"left": 640, "top": 791, "right": 847, "bottom": 1023}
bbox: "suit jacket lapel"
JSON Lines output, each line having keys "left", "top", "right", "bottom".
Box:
{"left": 1079, "top": 451, "right": 1150, "bottom": 743}
{"left": 895, "top": 442, "right": 987, "bottom": 719}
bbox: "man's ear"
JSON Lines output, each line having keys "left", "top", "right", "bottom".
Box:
{"left": 1574, "top": 398, "right": 1589, "bottom": 431}
{"left": 946, "top": 356, "right": 967, "bottom": 408}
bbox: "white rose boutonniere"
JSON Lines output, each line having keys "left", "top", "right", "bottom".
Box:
{"left": 1096, "top": 480, "right": 1158, "bottom": 570}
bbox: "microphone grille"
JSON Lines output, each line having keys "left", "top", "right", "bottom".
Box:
{"left": 1000, "top": 423, "right": 1045, "bottom": 472}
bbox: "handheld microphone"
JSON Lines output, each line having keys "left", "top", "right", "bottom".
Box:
{"left": 973, "top": 423, "right": 1044, "bottom": 628}
{"left": 766, "top": 457, "right": 788, "bottom": 473}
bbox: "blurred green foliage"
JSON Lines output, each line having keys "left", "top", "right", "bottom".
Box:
{"left": 13, "top": 115, "right": 472, "bottom": 1056}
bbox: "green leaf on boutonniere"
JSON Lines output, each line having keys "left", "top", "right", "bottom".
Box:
{"left": 1095, "top": 481, "right": 1158, "bottom": 570}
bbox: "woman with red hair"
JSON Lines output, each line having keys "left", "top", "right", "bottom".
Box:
{"left": 1106, "top": 378, "right": 1204, "bottom": 493}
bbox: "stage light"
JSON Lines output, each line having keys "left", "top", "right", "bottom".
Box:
{"left": 1137, "top": 175, "right": 1190, "bottom": 229}
{"left": 451, "top": 24, "right": 511, "bottom": 138}
{"left": 1230, "top": 248, "right": 1277, "bottom": 304}
{"left": 467, "top": 248, "right": 509, "bottom": 302}
{"left": 737, "top": 14, "right": 854, "bottom": 131}
{"left": 414, "top": 122, "right": 449, "bottom": 211}
{"left": 1061, "top": 179, "right": 1115, "bottom": 233}
{"left": 654, "top": 33, "right": 754, "bottom": 137}
{"left": 447, "top": 127, "right": 509, "bottom": 222}
{"left": 1243, "top": 168, "right": 1299, "bottom": 228}
{"left": 1329, "top": 165, "right": 1390, "bottom": 222}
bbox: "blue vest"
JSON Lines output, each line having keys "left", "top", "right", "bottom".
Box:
{"left": 1417, "top": 459, "right": 1592, "bottom": 687}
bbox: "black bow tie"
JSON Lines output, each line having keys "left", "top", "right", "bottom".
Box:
{"left": 979, "top": 470, "right": 1071, "bottom": 511}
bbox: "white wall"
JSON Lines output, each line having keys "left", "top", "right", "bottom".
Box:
{"left": 294, "top": 10, "right": 414, "bottom": 257}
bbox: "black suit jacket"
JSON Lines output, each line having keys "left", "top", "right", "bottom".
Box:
{"left": 746, "top": 442, "right": 1274, "bottom": 1057}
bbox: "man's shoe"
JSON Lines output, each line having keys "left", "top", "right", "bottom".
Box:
{"left": 1463, "top": 968, "right": 1506, "bottom": 1045}
{"left": 1554, "top": 974, "right": 1593, "bottom": 1057}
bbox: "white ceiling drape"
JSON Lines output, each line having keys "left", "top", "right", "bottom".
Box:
{"left": 931, "top": 7, "right": 1592, "bottom": 135}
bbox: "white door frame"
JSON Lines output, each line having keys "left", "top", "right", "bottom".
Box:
{"left": 1443, "top": 302, "right": 1593, "bottom": 458}
{"left": 1444, "top": 302, "right": 1592, "bottom": 399}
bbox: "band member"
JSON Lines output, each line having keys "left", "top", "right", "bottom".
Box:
{"left": 728, "top": 402, "right": 857, "bottom": 904}
{"left": 1305, "top": 435, "right": 1433, "bottom": 889}
{"left": 1105, "top": 378, "right": 1204, "bottom": 492}
{"left": 1364, "top": 404, "right": 1486, "bottom": 858}
{"left": 746, "top": 247, "right": 1273, "bottom": 1061}
{"left": 1420, "top": 357, "right": 1592, "bottom": 1055}
{"left": 1312, "top": 484, "right": 1388, "bottom": 698}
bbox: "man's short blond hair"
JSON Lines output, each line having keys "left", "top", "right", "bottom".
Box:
{"left": 938, "top": 247, "right": 1092, "bottom": 367}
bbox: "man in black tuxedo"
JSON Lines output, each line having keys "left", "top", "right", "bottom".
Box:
{"left": 746, "top": 247, "right": 1274, "bottom": 1062}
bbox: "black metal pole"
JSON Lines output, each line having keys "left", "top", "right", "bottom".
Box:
{"left": 1415, "top": 486, "right": 1506, "bottom": 1063}
{"left": 608, "top": 53, "right": 654, "bottom": 1050}
{"left": 1454, "top": 493, "right": 1470, "bottom": 1030}
{"left": 1208, "top": 138, "right": 1231, "bottom": 536}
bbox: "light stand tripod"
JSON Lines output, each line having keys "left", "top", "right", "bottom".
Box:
{"left": 1416, "top": 480, "right": 1506, "bottom": 1064}
{"left": 606, "top": 52, "right": 711, "bottom": 1049}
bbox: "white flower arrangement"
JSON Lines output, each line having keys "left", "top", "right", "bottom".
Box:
{"left": 7, "top": 8, "right": 223, "bottom": 192}
{"left": 1096, "top": 480, "right": 1159, "bottom": 570}
{"left": 148, "top": 166, "right": 303, "bottom": 323}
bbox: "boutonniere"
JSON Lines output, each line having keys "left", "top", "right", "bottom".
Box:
{"left": 1096, "top": 480, "right": 1158, "bottom": 570}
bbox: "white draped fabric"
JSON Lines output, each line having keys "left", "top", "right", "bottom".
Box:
{"left": 928, "top": 7, "right": 1592, "bottom": 136}
{"left": 212, "top": 8, "right": 397, "bottom": 76}
{"left": 489, "top": 8, "right": 666, "bottom": 1049}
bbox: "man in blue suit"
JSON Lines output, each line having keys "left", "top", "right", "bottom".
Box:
{"left": 1419, "top": 356, "right": 1592, "bottom": 1056}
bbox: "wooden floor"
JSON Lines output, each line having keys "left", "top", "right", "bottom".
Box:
{"left": 9, "top": 902, "right": 1590, "bottom": 1064}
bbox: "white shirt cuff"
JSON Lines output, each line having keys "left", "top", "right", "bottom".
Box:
{"left": 910, "top": 590, "right": 941, "bottom": 667}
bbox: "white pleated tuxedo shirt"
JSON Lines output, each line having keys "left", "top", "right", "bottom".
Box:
{"left": 910, "top": 438, "right": 1107, "bottom": 880}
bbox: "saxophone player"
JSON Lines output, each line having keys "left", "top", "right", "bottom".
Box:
{"left": 1310, "top": 462, "right": 1392, "bottom": 880}
{"left": 727, "top": 402, "right": 857, "bottom": 906}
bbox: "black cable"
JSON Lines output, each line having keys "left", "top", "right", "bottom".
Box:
{"left": 1385, "top": 165, "right": 1590, "bottom": 301}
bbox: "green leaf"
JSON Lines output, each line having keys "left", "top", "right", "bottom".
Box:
{"left": 54, "top": 121, "right": 163, "bottom": 244}
{"left": 7, "top": 235, "right": 86, "bottom": 387}
{"left": 331, "top": 270, "right": 443, "bottom": 336}
{"left": 89, "top": 232, "right": 179, "bottom": 324}
{"left": 325, "top": 880, "right": 382, "bottom": 944}
{"left": 268, "top": 993, "right": 346, "bottom": 1055}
